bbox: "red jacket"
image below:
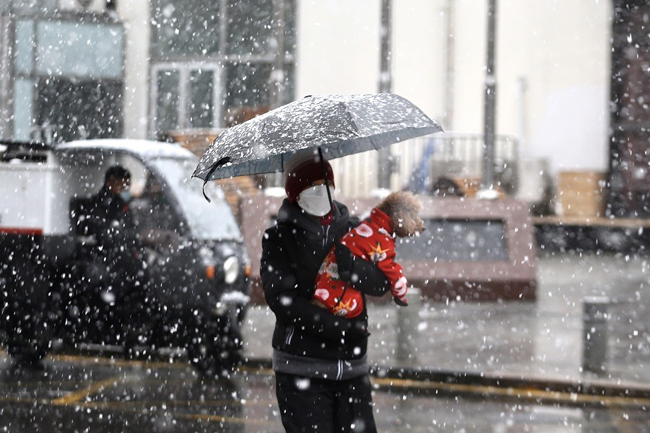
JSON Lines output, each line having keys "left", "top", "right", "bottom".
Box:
{"left": 314, "top": 208, "right": 408, "bottom": 318}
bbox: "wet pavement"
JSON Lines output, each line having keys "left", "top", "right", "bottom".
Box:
{"left": 0, "top": 355, "right": 280, "bottom": 432}
{"left": 1, "top": 251, "right": 649, "bottom": 431}
{"left": 0, "top": 353, "right": 649, "bottom": 432}
{"left": 243, "top": 251, "right": 650, "bottom": 389}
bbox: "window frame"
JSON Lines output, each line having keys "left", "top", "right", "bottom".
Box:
{"left": 148, "top": 0, "right": 296, "bottom": 137}
{"left": 149, "top": 62, "right": 222, "bottom": 136}
{"left": 9, "top": 14, "right": 125, "bottom": 141}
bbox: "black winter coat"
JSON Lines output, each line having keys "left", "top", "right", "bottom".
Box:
{"left": 84, "top": 187, "right": 140, "bottom": 269}
{"left": 261, "top": 199, "right": 390, "bottom": 364}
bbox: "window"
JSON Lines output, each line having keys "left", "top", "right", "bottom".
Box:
{"left": 150, "top": 0, "right": 296, "bottom": 136}
{"left": 36, "top": 21, "right": 123, "bottom": 79}
{"left": 11, "top": 17, "right": 124, "bottom": 141}
{"left": 35, "top": 77, "right": 123, "bottom": 142}
{"left": 225, "top": 62, "right": 272, "bottom": 109}
{"left": 1, "top": 0, "right": 58, "bottom": 15}
{"left": 151, "top": 0, "right": 220, "bottom": 59}
{"left": 151, "top": 64, "right": 220, "bottom": 133}
{"left": 226, "top": 0, "right": 274, "bottom": 56}
{"left": 150, "top": 157, "right": 242, "bottom": 241}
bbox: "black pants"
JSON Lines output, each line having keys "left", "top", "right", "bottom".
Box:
{"left": 275, "top": 372, "right": 377, "bottom": 433}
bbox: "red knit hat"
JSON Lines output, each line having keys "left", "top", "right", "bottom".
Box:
{"left": 284, "top": 150, "right": 335, "bottom": 203}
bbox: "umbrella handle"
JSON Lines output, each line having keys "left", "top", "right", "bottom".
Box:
{"left": 317, "top": 147, "right": 335, "bottom": 215}
{"left": 201, "top": 157, "right": 232, "bottom": 203}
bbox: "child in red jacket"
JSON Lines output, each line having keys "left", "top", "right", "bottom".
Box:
{"left": 313, "top": 191, "right": 424, "bottom": 318}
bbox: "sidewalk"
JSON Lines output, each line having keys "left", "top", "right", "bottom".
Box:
{"left": 241, "top": 252, "right": 650, "bottom": 395}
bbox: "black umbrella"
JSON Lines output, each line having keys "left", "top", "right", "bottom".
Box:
{"left": 192, "top": 93, "right": 442, "bottom": 201}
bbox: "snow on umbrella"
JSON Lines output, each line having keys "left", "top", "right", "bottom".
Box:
{"left": 192, "top": 94, "right": 442, "bottom": 189}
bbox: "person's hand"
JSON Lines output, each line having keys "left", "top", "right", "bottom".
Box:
{"left": 335, "top": 243, "right": 355, "bottom": 283}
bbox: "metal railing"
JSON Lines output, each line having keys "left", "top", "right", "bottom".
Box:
{"left": 329, "top": 133, "right": 519, "bottom": 197}
{"left": 167, "top": 129, "right": 519, "bottom": 198}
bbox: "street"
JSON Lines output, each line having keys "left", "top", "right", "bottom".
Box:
{"left": 0, "top": 353, "right": 649, "bottom": 432}
{"left": 1, "top": 252, "right": 650, "bottom": 431}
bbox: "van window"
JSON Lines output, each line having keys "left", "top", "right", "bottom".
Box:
{"left": 150, "top": 157, "right": 242, "bottom": 241}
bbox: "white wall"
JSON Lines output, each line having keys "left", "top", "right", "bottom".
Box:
{"left": 296, "top": 0, "right": 381, "bottom": 97}
{"left": 296, "top": 0, "right": 442, "bottom": 122}
{"left": 449, "top": 0, "right": 611, "bottom": 174}
{"left": 297, "top": 0, "right": 612, "bottom": 175}
{"left": 392, "top": 1, "right": 445, "bottom": 123}
{"left": 522, "top": 2, "right": 611, "bottom": 173}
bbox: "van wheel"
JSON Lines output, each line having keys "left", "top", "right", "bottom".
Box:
{"left": 5, "top": 306, "right": 55, "bottom": 366}
{"left": 187, "top": 325, "right": 243, "bottom": 378}
{"left": 7, "top": 339, "right": 50, "bottom": 366}
{"left": 3, "top": 257, "right": 56, "bottom": 366}
{"left": 6, "top": 321, "right": 52, "bottom": 366}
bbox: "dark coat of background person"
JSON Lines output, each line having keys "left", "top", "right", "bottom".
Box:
{"left": 73, "top": 170, "right": 145, "bottom": 324}
{"left": 85, "top": 185, "right": 140, "bottom": 266}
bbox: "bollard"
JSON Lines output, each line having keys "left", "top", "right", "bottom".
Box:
{"left": 395, "top": 287, "right": 422, "bottom": 362}
{"left": 582, "top": 296, "right": 610, "bottom": 374}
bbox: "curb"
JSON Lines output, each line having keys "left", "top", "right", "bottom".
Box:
{"left": 246, "top": 356, "right": 650, "bottom": 405}
{"left": 369, "top": 364, "right": 650, "bottom": 400}
{"left": 46, "top": 346, "right": 650, "bottom": 407}
{"left": 367, "top": 364, "right": 650, "bottom": 409}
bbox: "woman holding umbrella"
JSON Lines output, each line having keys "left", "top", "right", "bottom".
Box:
{"left": 193, "top": 93, "right": 440, "bottom": 431}
{"left": 261, "top": 150, "right": 391, "bottom": 432}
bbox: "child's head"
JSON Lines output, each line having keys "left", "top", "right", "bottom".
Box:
{"left": 376, "top": 191, "right": 424, "bottom": 237}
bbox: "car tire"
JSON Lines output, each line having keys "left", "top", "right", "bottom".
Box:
{"left": 7, "top": 337, "right": 51, "bottom": 366}
{"left": 3, "top": 261, "right": 56, "bottom": 367}
{"left": 5, "top": 309, "right": 54, "bottom": 366}
{"left": 187, "top": 317, "right": 243, "bottom": 378}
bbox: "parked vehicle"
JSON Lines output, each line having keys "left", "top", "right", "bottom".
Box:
{"left": 0, "top": 139, "right": 250, "bottom": 375}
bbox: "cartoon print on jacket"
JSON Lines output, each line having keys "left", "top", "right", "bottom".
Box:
{"left": 313, "top": 208, "right": 408, "bottom": 318}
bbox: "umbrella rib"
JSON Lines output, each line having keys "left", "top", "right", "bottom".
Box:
{"left": 368, "top": 133, "right": 380, "bottom": 151}
{"left": 201, "top": 157, "right": 232, "bottom": 202}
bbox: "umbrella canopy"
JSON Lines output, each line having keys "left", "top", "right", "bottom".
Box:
{"left": 192, "top": 94, "right": 442, "bottom": 183}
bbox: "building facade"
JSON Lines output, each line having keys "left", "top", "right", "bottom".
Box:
{"left": 0, "top": 0, "right": 296, "bottom": 142}
{"left": 0, "top": 0, "right": 647, "bottom": 213}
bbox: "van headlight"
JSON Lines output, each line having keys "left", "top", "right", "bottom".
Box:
{"left": 223, "top": 256, "right": 239, "bottom": 284}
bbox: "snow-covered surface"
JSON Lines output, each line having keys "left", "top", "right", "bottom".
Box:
{"left": 193, "top": 94, "right": 442, "bottom": 181}
{"left": 56, "top": 139, "right": 196, "bottom": 161}
{"left": 0, "top": 139, "right": 197, "bottom": 236}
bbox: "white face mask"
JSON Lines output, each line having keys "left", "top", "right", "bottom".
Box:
{"left": 297, "top": 184, "right": 334, "bottom": 217}
{"left": 119, "top": 191, "right": 132, "bottom": 202}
